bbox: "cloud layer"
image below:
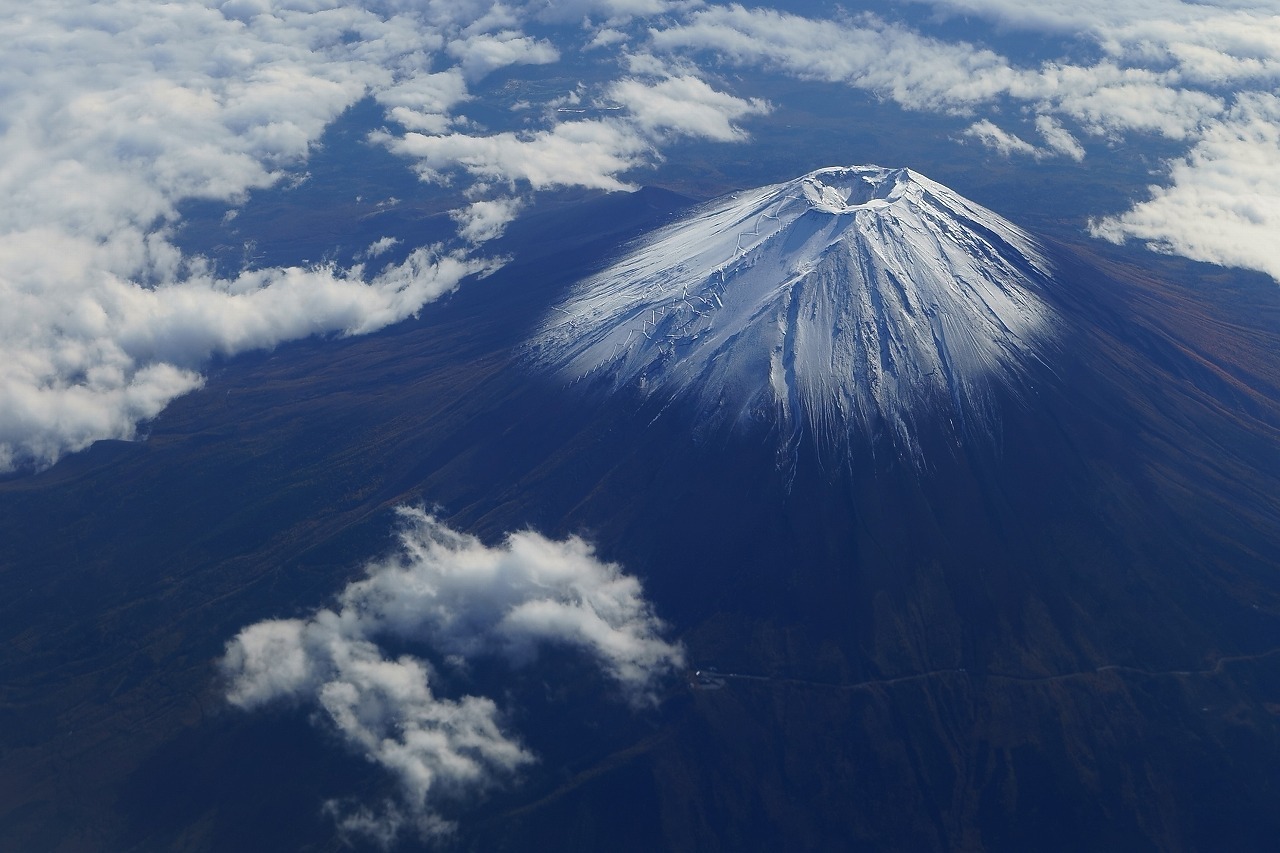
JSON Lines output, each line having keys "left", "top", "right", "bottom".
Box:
{"left": 378, "top": 70, "right": 769, "bottom": 192}
{"left": 221, "top": 507, "right": 684, "bottom": 842}
{"left": 9, "top": 0, "right": 1280, "bottom": 471}
{"left": 0, "top": 0, "right": 760, "bottom": 473}
{"left": 1091, "top": 92, "right": 1280, "bottom": 278}
{"left": 0, "top": 2, "right": 475, "bottom": 471}
{"left": 646, "top": 1, "right": 1280, "bottom": 282}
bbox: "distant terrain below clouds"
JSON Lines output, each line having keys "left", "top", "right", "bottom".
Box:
{"left": 4, "top": 0, "right": 1280, "bottom": 471}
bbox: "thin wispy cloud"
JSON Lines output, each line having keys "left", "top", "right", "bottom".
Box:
{"left": 963, "top": 120, "right": 1041, "bottom": 158}
{"left": 962, "top": 116, "right": 1087, "bottom": 161}
{"left": 1036, "top": 116, "right": 1087, "bottom": 161}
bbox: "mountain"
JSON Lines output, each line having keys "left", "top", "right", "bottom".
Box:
{"left": 526, "top": 166, "right": 1058, "bottom": 465}
{"left": 0, "top": 176, "right": 1279, "bottom": 852}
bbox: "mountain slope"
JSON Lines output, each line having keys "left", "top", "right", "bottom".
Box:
{"left": 0, "top": 180, "right": 1277, "bottom": 852}
{"left": 526, "top": 166, "right": 1059, "bottom": 463}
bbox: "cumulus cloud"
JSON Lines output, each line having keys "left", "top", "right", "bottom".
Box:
{"left": 0, "top": 245, "right": 491, "bottom": 471}
{"left": 376, "top": 69, "right": 470, "bottom": 135}
{"left": 643, "top": 2, "right": 1280, "bottom": 282}
{"left": 227, "top": 613, "right": 530, "bottom": 842}
{"left": 649, "top": 5, "right": 1222, "bottom": 137}
{"left": 903, "top": 1, "right": 1280, "bottom": 279}
{"left": 910, "top": 0, "right": 1280, "bottom": 86}
{"left": 0, "top": 1, "right": 521, "bottom": 472}
{"left": 446, "top": 30, "right": 560, "bottom": 82}
{"left": 530, "top": 0, "right": 682, "bottom": 25}
{"left": 650, "top": 6, "right": 1021, "bottom": 112}
{"left": 1091, "top": 93, "right": 1280, "bottom": 280}
{"left": 222, "top": 507, "right": 683, "bottom": 841}
{"left": 383, "top": 119, "right": 653, "bottom": 191}
{"left": 451, "top": 197, "right": 524, "bottom": 245}
{"left": 586, "top": 27, "right": 630, "bottom": 49}
{"left": 609, "top": 74, "right": 771, "bottom": 141}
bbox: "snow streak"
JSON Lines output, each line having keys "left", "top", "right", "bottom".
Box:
{"left": 525, "top": 166, "right": 1059, "bottom": 464}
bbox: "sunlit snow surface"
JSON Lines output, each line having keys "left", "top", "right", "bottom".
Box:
{"left": 526, "top": 166, "right": 1059, "bottom": 464}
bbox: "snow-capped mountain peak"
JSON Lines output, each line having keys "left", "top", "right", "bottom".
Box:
{"left": 524, "top": 166, "right": 1059, "bottom": 463}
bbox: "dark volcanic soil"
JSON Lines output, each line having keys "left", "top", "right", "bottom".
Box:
{"left": 1, "top": 189, "right": 1279, "bottom": 852}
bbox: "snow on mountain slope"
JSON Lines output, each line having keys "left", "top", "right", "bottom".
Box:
{"left": 524, "top": 166, "right": 1060, "bottom": 463}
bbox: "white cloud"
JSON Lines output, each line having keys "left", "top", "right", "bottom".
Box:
{"left": 451, "top": 197, "right": 524, "bottom": 245}
{"left": 1091, "top": 92, "right": 1280, "bottom": 280}
{"left": 649, "top": 5, "right": 1222, "bottom": 138}
{"left": 643, "top": 3, "right": 1280, "bottom": 282}
{"left": 376, "top": 69, "right": 470, "bottom": 134}
{"left": 382, "top": 119, "right": 653, "bottom": 191}
{"left": 909, "top": 0, "right": 1280, "bottom": 86}
{"left": 362, "top": 236, "right": 401, "bottom": 258}
{"left": 222, "top": 507, "right": 683, "bottom": 842}
{"left": 586, "top": 27, "right": 630, "bottom": 49}
{"left": 0, "top": 245, "right": 493, "bottom": 470}
{"left": 446, "top": 31, "right": 560, "bottom": 82}
{"left": 889, "top": 1, "right": 1280, "bottom": 280}
{"left": 610, "top": 74, "right": 771, "bottom": 141}
{"left": 0, "top": 2, "right": 519, "bottom": 472}
{"left": 650, "top": 6, "right": 1020, "bottom": 112}
{"left": 0, "top": 2, "right": 802, "bottom": 474}
{"left": 531, "top": 0, "right": 683, "bottom": 25}
{"left": 1032, "top": 63, "right": 1222, "bottom": 140}
{"left": 379, "top": 72, "right": 766, "bottom": 192}
{"left": 1036, "top": 115, "right": 1086, "bottom": 161}
{"left": 11, "top": 0, "right": 1280, "bottom": 474}
{"left": 329, "top": 508, "right": 685, "bottom": 696}
{"left": 963, "top": 119, "right": 1040, "bottom": 157}
{"left": 225, "top": 614, "right": 531, "bottom": 842}
{"left": 962, "top": 116, "right": 1086, "bottom": 162}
